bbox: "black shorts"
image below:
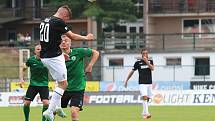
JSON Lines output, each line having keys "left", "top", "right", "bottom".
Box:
{"left": 61, "top": 90, "right": 84, "bottom": 111}
{"left": 25, "top": 86, "right": 49, "bottom": 101}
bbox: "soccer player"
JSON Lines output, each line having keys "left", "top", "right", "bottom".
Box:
{"left": 39, "top": 5, "right": 94, "bottom": 121}
{"left": 20, "top": 45, "right": 49, "bottom": 121}
{"left": 59, "top": 35, "right": 99, "bottom": 121}
{"left": 124, "top": 49, "right": 154, "bottom": 119}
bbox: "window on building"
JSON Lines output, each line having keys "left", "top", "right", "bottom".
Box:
{"left": 183, "top": 19, "right": 199, "bottom": 38}
{"left": 139, "top": 26, "right": 144, "bottom": 47}
{"left": 166, "top": 57, "right": 181, "bottom": 66}
{"left": 183, "top": 19, "right": 215, "bottom": 38}
{"left": 195, "top": 58, "right": 210, "bottom": 76}
{"left": 43, "top": 0, "right": 50, "bottom": 4}
{"left": 5, "top": 0, "right": 21, "bottom": 8}
{"left": 33, "top": 0, "right": 41, "bottom": 18}
{"left": 16, "top": 0, "right": 21, "bottom": 8}
{"left": 115, "top": 26, "right": 126, "bottom": 33}
{"left": 6, "top": 0, "right": 13, "bottom": 8}
{"left": 139, "top": 27, "right": 143, "bottom": 33}
{"left": 130, "top": 27, "right": 136, "bottom": 33}
{"left": 115, "top": 25, "right": 126, "bottom": 38}
{"left": 7, "top": 28, "right": 16, "bottom": 41}
{"left": 33, "top": 27, "right": 40, "bottom": 41}
{"left": 139, "top": 27, "right": 144, "bottom": 48}
{"left": 132, "top": 0, "right": 144, "bottom": 19}
{"left": 109, "top": 58, "right": 124, "bottom": 66}
{"left": 201, "top": 19, "right": 215, "bottom": 38}
{"left": 129, "top": 27, "right": 136, "bottom": 49}
{"left": 114, "top": 26, "right": 127, "bottom": 49}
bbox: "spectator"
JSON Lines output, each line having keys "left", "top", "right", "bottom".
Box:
{"left": 24, "top": 33, "right": 32, "bottom": 46}
{"left": 17, "top": 33, "right": 25, "bottom": 46}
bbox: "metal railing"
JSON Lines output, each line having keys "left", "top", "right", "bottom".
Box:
{"left": 101, "top": 65, "right": 215, "bottom": 82}
{"left": 148, "top": 0, "right": 215, "bottom": 14}
{"left": 0, "top": 6, "right": 56, "bottom": 19}
{"left": 0, "top": 65, "right": 214, "bottom": 92}
{"left": 96, "top": 32, "right": 215, "bottom": 52}
{"left": 0, "top": 32, "right": 215, "bottom": 52}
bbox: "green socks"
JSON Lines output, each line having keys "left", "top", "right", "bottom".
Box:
{"left": 23, "top": 105, "right": 30, "bottom": 121}
{"left": 24, "top": 105, "right": 48, "bottom": 121}
{"left": 42, "top": 105, "right": 48, "bottom": 121}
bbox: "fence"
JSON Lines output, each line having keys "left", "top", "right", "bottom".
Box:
{"left": 1, "top": 65, "right": 215, "bottom": 92}
{"left": 101, "top": 65, "right": 215, "bottom": 82}
{"left": 148, "top": 0, "right": 215, "bottom": 14}
{"left": 1, "top": 32, "right": 215, "bottom": 52}
{"left": 98, "top": 32, "right": 215, "bottom": 51}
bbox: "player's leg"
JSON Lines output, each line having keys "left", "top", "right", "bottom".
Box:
{"left": 143, "top": 84, "right": 152, "bottom": 119}
{"left": 71, "top": 106, "right": 80, "bottom": 121}
{"left": 23, "top": 86, "right": 38, "bottom": 121}
{"left": 69, "top": 91, "right": 84, "bottom": 121}
{"left": 38, "top": 86, "right": 49, "bottom": 121}
{"left": 47, "top": 78, "right": 67, "bottom": 114}
{"left": 41, "top": 54, "right": 67, "bottom": 121}
{"left": 42, "top": 100, "right": 49, "bottom": 121}
{"left": 55, "top": 90, "right": 72, "bottom": 118}
{"left": 139, "top": 84, "right": 151, "bottom": 119}
{"left": 146, "top": 84, "right": 153, "bottom": 118}
{"left": 23, "top": 100, "right": 31, "bottom": 121}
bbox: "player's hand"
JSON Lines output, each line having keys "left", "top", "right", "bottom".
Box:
{"left": 20, "top": 80, "right": 25, "bottom": 88}
{"left": 143, "top": 56, "right": 148, "bottom": 62}
{"left": 86, "top": 33, "right": 94, "bottom": 41}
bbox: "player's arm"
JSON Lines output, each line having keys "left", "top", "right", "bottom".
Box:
{"left": 59, "top": 20, "right": 94, "bottom": 41}
{"left": 85, "top": 49, "right": 99, "bottom": 73}
{"left": 65, "top": 31, "right": 94, "bottom": 41}
{"left": 146, "top": 60, "right": 154, "bottom": 71}
{"left": 124, "top": 70, "right": 135, "bottom": 88}
{"left": 19, "top": 63, "right": 28, "bottom": 85}
{"left": 143, "top": 57, "right": 154, "bottom": 71}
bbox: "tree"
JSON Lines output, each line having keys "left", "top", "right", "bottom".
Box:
{"left": 84, "top": 0, "right": 137, "bottom": 49}
{"left": 84, "top": 0, "right": 136, "bottom": 27}
{"left": 48, "top": 0, "right": 137, "bottom": 47}
{"left": 49, "top": 0, "right": 137, "bottom": 29}
{"left": 48, "top": 0, "right": 87, "bottom": 18}
{"left": 49, "top": 0, "right": 136, "bottom": 21}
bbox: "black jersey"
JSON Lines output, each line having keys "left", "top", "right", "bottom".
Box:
{"left": 132, "top": 59, "right": 153, "bottom": 84}
{"left": 40, "top": 16, "right": 69, "bottom": 58}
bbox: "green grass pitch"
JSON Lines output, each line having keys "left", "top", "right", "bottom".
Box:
{"left": 0, "top": 105, "right": 214, "bottom": 121}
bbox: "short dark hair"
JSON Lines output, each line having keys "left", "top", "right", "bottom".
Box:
{"left": 141, "top": 48, "right": 148, "bottom": 54}
{"left": 60, "top": 5, "right": 72, "bottom": 17}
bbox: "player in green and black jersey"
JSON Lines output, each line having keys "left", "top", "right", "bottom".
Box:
{"left": 20, "top": 45, "right": 49, "bottom": 121}
{"left": 60, "top": 35, "right": 99, "bottom": 121}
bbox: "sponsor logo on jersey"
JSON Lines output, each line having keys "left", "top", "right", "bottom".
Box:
{"left": 141, "top": 65, "right": 148, "bottom": 69}
{"left": 71, "top": 56, "right": 76, "bottom": 61}
{"left": 65, "top": 27, "right": 68, "bottom": 31}
{"left": 44, "top": 18, "right": 50, "bottom": 22}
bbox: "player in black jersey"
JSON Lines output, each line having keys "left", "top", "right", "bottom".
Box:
{"left": 124, "top": 49, "right": 154, "bottom": 119}
{"left": 40, "top": 5, "right": 93, "bottom": 121}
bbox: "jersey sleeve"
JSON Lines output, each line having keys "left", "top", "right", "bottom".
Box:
{"left": 56, "top": 20, "right": 70, "bottom": 34}
{"left": 132, "top": 61, "right": 138, "bottom": 71}
{"left": 77, "top": 48, "right": 93, "bottom": 58}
